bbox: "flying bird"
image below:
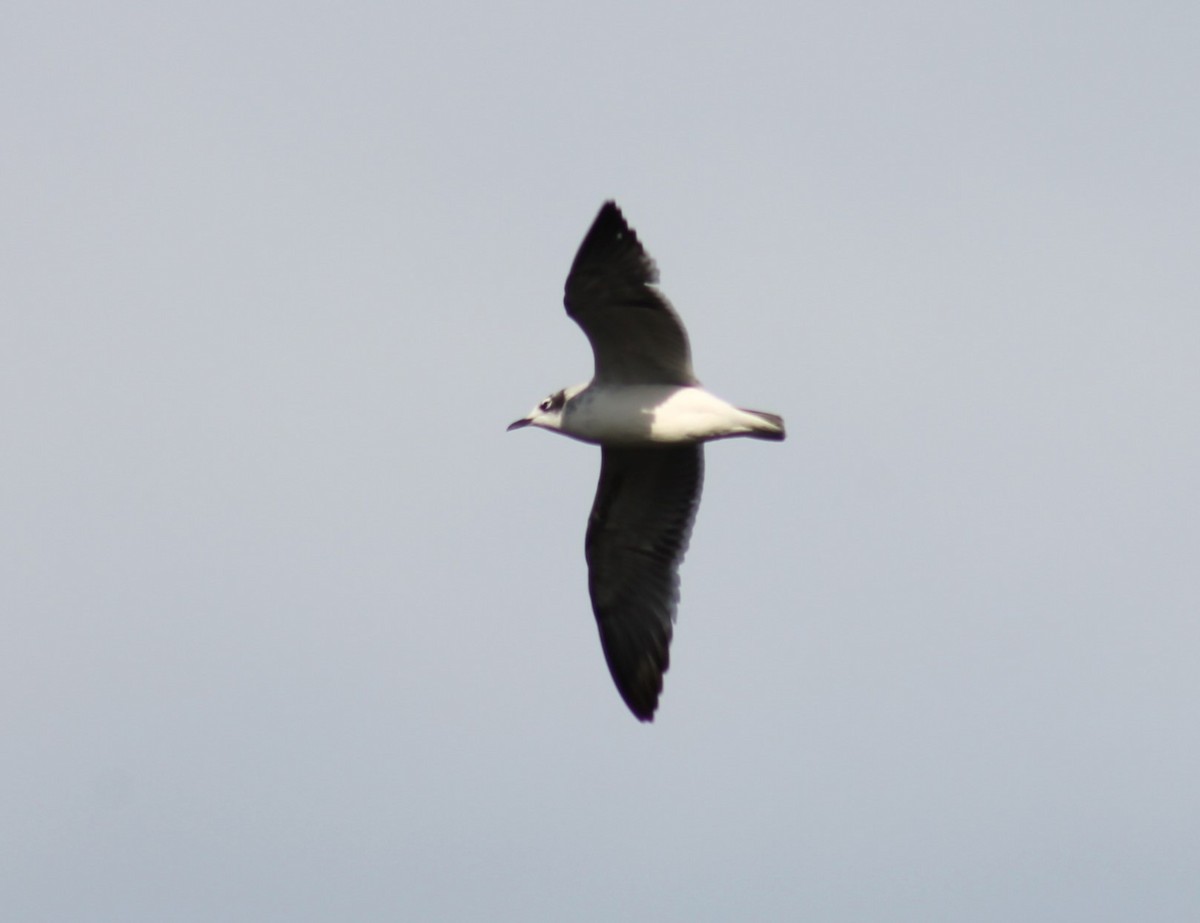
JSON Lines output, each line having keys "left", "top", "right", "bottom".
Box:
{"left": 508, "top": 202, "right": 784, "bottom": 721}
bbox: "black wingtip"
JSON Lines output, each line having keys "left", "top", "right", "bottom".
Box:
{"left": 584, "top": 201, "right": 633, "bottom": 245}
{"left": 602, "top": 641, "right": 669, "bottom": 723}
{"left": 596, "top": 199, "right": 623, "bottom": 221}
{"left": 567, "top": 200, "right": 659, "bottom": 289}
{"left": 622, "top": 688, "right": 660, "bottom": 723}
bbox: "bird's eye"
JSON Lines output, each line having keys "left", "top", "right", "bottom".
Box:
{"left": 539, "top": 399, "right": 553, "bottom": 412}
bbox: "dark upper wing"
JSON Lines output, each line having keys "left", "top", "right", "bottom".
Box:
{"left": 564, "top": 202, "right": 697, "bottom": 385}
{"left": 585, "top": 444, "right": 705, "bottom": 721}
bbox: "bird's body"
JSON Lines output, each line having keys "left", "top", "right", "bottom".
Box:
{"left": 543, "top": 382, "right": 783, "bottom": 446}
{"left": 509, "top": 202, "right": 784, "bottom": 721}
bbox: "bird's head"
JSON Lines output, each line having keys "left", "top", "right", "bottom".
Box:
{"left": 507, "top": 388, "right": 569, "bottom": 434}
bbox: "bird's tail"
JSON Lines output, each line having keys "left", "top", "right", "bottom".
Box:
{"left": 740, "top": 409, "right": 786, "bottom": 441}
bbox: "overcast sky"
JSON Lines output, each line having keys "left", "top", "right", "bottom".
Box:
{"left": 3, "top": 2, "right": 1199, "bottom": 920}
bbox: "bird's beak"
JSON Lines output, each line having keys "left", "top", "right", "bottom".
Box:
{"left": 506, "top": 417, "right": 532, "bottom": 432}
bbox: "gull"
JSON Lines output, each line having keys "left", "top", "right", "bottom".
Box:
{"left": 508, "top": 202, "right": 785, "bottom": 721}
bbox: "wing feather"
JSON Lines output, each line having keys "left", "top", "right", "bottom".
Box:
{"left": 564, "top": 202, "right": 697, "bottom": 385}
{"left": 585, "top": 445, "right": 704, "bottom": 720}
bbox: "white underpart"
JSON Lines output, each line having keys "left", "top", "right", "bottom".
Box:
{"left": 560, "top": 383, "right": 771, "bottom": 445}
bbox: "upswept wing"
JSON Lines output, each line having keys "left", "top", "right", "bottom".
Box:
{"left": 564, "top": 202, "right": 697, "bottom": 385}
{"left": 585, "top": 445, "right": 704, "bottom": 720}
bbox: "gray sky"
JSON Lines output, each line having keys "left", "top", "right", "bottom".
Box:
{"left": 3, "top": 2, "right": 1199, "bottom": 920}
